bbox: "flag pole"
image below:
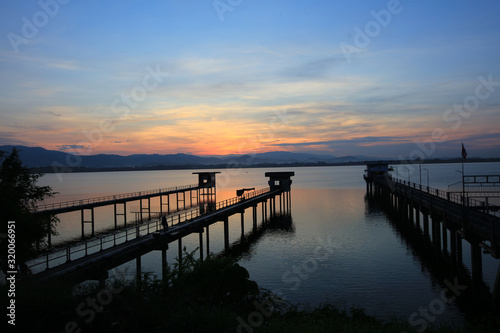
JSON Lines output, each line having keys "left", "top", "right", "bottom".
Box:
{"left": 462, "top": 156, "right": 465, "bottom": 205}
{"left": 461, "top": 143, "right": 466, "bottom": 205}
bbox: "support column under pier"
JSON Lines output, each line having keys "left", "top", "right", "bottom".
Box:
{"left": 136, "top": 255, "right": 142, "bottom": 287}
{"left": 423, "top": 212, "right": 429, "bottom": 242}
{"left": 262, "top": 202, "right": 265, "bottom": 224}
{"left": 493, "top": 262, "right": 500, "bottom": 302}
{"left": 178, "top": 238, "right": 183, "bottom": 271}
{"left": 415, "top": 206, "right": 420, "bottom": 229}
{"left": 269, "top": 198, "right": 273, "bottom": 218}
{"left": 114, "top": 202, "right": 127, "bottom": 229}
{"left": 442, "top": 221, "right": 448, "bottom": 253}
{"left": 457, "top": 233, "right": 463, "bottom": 263}
{"left": 431, "top": 214, "right": 442, "bottom": 248}
{"left": 139, "top": 198, "right": 151, "bottom": 222}
{"left": 160, "top": 194, "right": 170, "bottom": 215}
{"left": 199, "top": 230, "right": 204, "bottom": 261}
{"left": 409, "top": 204, "right": 414, "bottom": 223}
{"left": 241, "top": 212, "right": 245, "bottom": 238}
{"left": 400, "top": 198, "right": 408, "bottom": 220}
{"left": 148, "top": 197, "right": 151, "bottom": 219}
{"left": 253, "top": 205, "right": 257, "bottom": 230}
{"left": 471, "top": 241, "right": 483, "bottom": 281}
{"left": 206, "top": 225, "right": 210, "bottom": 258}
{"left": 224, "top": 217, "right": 229, "bottom": 251}
{"left": 450, "top": 228, "right": 458, "bottom": 266}
{"left": 279, "top": 194, "right": 283, "bottom": 215}
{"left": 269, "top": 197, "right": 273, "bottom": 218}
{"left": 81, "top": 207, "right": 95, "bottom": 239}
{"left": 161, "top": 246, "right": 168, "bottom": 284}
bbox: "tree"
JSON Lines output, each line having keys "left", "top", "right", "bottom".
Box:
{"left": 0, "top": 148, "right": 58, "bottom": 274}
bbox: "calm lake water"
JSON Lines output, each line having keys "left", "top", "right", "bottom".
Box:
{"left": 38, "top": 162, "right": 500, "bottom": 325}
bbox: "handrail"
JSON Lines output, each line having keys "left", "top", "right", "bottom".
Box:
{"left": 36, "top": 184, "right": 199, "bottom": 212}
{"left": 28, "top": 187, "right": 274, "bottom": 273}
{"left": 214, "top": 188, "right": 271, "bottom": 211}
{"left": 388, "top": 177, "right": 499, "bottom": 217}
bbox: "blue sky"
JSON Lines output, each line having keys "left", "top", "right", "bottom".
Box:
{"left": 1, "top": 0, "right": 500, "bottom": 158}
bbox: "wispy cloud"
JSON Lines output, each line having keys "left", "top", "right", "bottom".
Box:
{"left": 46, "top": 61, "right": 81, "bottom": 71}
{"left": 281, "top": 56, "right": 344, "bottom": 79}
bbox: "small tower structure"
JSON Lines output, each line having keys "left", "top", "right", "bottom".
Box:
{"left": 364, "top": 163, "right": 390, "bottom": 194}
{"left": 265, "top": 171, "right": 295, "bottom": 192}
{"left": 193, "top": 171, "right": 220, "bottom": 212}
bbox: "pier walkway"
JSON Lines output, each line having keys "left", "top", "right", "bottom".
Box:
{"left": 35, "top": 172, "right": 219, "bottom": 243}
{"left": 36, "top": 184, "right": 199, "bottom": 215}
{"left": 365, "top": 164, "right": 500, "bottom": 299}
{"left": 28, "top": 172, "right": 294, "bottom": 284}
{"left": 369, "top": 176, "right": 500, "bottom": 257}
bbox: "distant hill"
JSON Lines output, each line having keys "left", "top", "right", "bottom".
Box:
{"left": 219, "top": 151, "right": 369, "bottom": 165}
{"left": 0, "top": 145, "right": 373, "bottom": 170}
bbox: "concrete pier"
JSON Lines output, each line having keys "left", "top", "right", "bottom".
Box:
{"left": 364, "top": 164, "right": 500, "bottom": 300}
{"left": 29, "top": 172, "right": 294, "bottom": 284}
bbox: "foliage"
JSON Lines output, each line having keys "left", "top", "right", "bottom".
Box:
{"left": 9, "top": 250, "right": 500, "bottom": 332}
{"left": 12, "top": 251, "right": 267, "bottom": 332}
{"left": 0, "top": 148, "right": 58, "bottom": 267}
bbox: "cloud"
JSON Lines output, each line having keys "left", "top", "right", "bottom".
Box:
{"left": 274, "top": 136, "right": 409, "bottom": 148}
{"left": 463, "top": 132, "right": 500, "bottom": 142}
{"left": 281, "top": 56, "right": 344, "bottom": 79}
{"left": 0, "top": 134, "right": 31, "bottom": 146}
{"left": 46, "top": 61, "right": 81, "bottom": 71}
{"left": 57, "top": 144, "right": 91, "bottom": 151}
{"left": 40, "top": 110, "right": 62, "bottom": 117}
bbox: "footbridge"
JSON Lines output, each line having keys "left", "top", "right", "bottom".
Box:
{"left": 28, "top": 172, "right": 294, "bottom": 284}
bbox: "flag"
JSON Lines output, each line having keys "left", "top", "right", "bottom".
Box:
{"left": 461, "top": 143, "right": 467, "bottom": 160}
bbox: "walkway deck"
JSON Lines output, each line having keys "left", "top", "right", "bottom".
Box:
{"left": 30, "top": 187, "right": 283, "bottom": 283}
{"left": 372, "top": 176, "right": 500, "bottom": 258}
{"left": 36, "top": 184, "right": 199, "bottom": 215}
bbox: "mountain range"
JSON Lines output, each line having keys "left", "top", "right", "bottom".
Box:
{"left": 0, "top": 145, "right": 372, "bottom": 169}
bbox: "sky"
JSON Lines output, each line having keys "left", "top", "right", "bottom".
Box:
{"left": 1, "top": 0, "right": 500, "bottom": 159}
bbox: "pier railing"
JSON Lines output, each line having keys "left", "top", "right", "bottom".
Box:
{"left": 392, "top": 177, "right": 499, "bottom": 217}
{"left": 215, "top": 187, "right": 271, "bottom": 210}
{"left": 28, "top": 187, "right": 272, "bottom": 273}
{"left": 36, "top": 184, "right": 199, "bottom": 212}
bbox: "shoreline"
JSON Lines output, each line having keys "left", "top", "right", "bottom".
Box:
{"left": 33, "top": 158, "right": 500, "bottom": 174}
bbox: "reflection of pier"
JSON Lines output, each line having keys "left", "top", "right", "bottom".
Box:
{"left": 30, "top": 172, "right": 294, "bottom": 284}
{"left": 365, "top": 195, "right": 496, "bottom": 317}
{"left": 364, "top": 164, "right": 500, "bottom": 301}
{"left": 221, "top": 213, "right": 294, "bottom": 259}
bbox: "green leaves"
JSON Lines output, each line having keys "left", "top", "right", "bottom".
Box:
{"left": 0, "top": 148, "right": 59, "bottom": 265}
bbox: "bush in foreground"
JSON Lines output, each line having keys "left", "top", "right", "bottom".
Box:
{"left": 8, "top": 250, "right": 500, "bottom": 332}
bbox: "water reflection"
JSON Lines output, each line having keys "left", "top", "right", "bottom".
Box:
{"left": 364, "top": 193, "right": 498, "bottom": 322}
{"left": 222, "top": 214, "right": 295, "bottom": 260}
